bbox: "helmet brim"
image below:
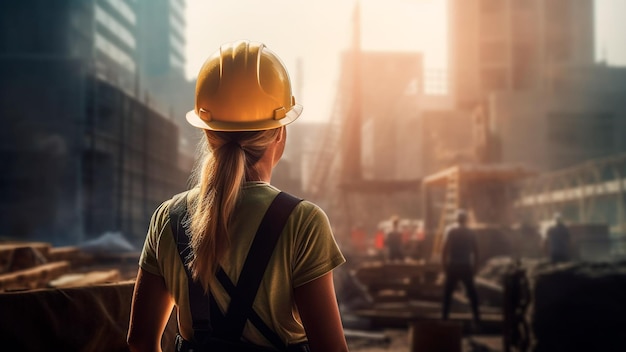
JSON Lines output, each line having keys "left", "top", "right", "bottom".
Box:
{"left": 185, "top": 104, "right": 303, "bottom": 131}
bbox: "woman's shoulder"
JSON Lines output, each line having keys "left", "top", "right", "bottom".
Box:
{"left": 287, "top": 198, "right": 331, "bottom": 231}
{"left": 295, "top": 198, "right": 326, "bottom": 215}
{"left": 150, "top": 189, "right": 197, "bottom": 228}
{"left": 247, "top": 183, "right": 327, "bottom": 221}
{"left": 262, "top": 187, "right": 323, "bottom": 214}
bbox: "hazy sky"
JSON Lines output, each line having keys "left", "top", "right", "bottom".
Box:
{"left": 185, "top": 0, "right": 626, "bottom": 124}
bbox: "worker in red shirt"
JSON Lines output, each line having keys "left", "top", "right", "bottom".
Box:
{"left": 350, "top": 224, "right": 367, "bottom": 255}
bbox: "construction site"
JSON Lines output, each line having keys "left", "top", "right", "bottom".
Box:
{"left": 2, "top": 0, "right": 626, "bottom": 351}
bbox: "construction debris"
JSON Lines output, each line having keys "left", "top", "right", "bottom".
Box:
{"left": 353, "top": 261, "right": 441, "bottom": 303}
{"left": 503, "top": 260, "right": 626, "bottom": 352}
{"left": 49, "top": 269, "right": 121, "bottom": 289}
{"left": 0, "top": 261, "right": 71, "bottom": 291}
{"left": 0, "top": 240, "right": 137, "bottom": 293}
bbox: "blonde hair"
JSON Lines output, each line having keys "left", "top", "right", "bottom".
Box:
{"left": 188, "top": 127, "right": 282, "bottom": 291}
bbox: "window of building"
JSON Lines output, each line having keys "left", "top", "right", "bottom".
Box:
{"left": 169, "top": 0, "right": 185, "bottom": 24}
{"left": 169, "top": 34, "right": 185, "bottom": 57}
{"left": 103, "top": 0, "right": 136, "bottom": 25}
{"left": 480, "top": 13, "right": 506, "bottom": 39}
{"left": 69, "top": 7, "right": 91, "bottom": 33}
{"left": 480, "top": 41, "right": 506, "bottom": 63}
{"left": 423, "top": 69, "right": 448, "bottom": 95}
{"left": 480, "top": 0, "right": 503, "bottom": 13}
{"left": 547, "top": 38, "right": 571, "bottom": 62}
{"left": 169, "top": 53, "right": 184, "bottom": 70}
{"left": 68, "top": 30, "right": 91, "bottom": 59}
{"left": 481, "top": 68, "right": 507, "bottom": 91}
{"left": 169, "top": 13, "right": 185, "bottom": 41}
{"left": 545, "top": 0, "right": 569, "bottom": 21}
{"left": 547, "top": 112, "right": 615, "bottom": 152}
{"left": 514, "top": 0, "right": 534, "bottom": 11}
{"left": 512, "top": 42, "right": 537, "bottom": 90}
{"left": 95, "top": 5, "right": 136, "bottom": 49}
{"left": 95, "top": 33, "right": 136, "bottom": 73}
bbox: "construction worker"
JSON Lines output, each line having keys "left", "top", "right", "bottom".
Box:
{"left": 441, "top": 209, "right": 481, "bottom": 324}
{"left": 350, "top": 223, "right": 367, "bottom": 255}
{"left": 543, "top": 212, "right": 571, "bottom": 263}
{"left": 386, "top": 216, "right": 404, "bottom": 262}
{"left": 409, "top": 223, "right": 426, "bottom": 261}
{"left": 374, "top": 225, "right": 385, "bottom": 254}
{"left": 127, "top": 40, "right": 348, "bottom": 352}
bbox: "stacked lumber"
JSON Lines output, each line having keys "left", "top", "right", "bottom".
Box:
{"left": 0, "top": 242, "right": 51, "bottom": 272}
{"left": 354, "top": 261, "right": 442, "bottom": 302}
{"left": 0, "top": 261, "right": 70, "bottom": 291}
{"left": 0, "top": 241, "right": 128, "bottom": 292}
{"left": 49, "top": 269, "right": 121, "bottom": 288}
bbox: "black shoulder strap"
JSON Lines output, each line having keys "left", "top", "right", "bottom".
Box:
{"left": 222, "top": 191, "right": 302, "bottom": 341}
{"left": 169, "top": 192, "right": 215, "bottom": 337}
{"left": 169, "top": 191, "right": 302, "bottom": 349}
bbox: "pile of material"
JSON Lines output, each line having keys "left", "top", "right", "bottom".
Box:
{"left": 0, "top": 239, "right": 159, "bottom": 351}
{"left": 353, "top": 261, "right": 441, "bottom": 303}
{"left": 504, "top": 260, "right": 626, "bottom": 352}
{"left": 472, "top": 257, "right": 540, "bottom": 308}
{"left": 0, "top": 239, "right": 138, "bottom": 292}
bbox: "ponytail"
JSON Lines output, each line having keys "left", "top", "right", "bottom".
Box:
{"left": 188, "top": 128, "right": 281, "bottom": 291}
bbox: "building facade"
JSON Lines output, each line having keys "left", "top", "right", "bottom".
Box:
{"left": 339, "top": 51, "right": 424, "bottom": 181}
{"left": 449, "top": 0, "right": 595, "bottom": 108}
{"left": 489, "top": 82, "right": 626, "bottom": 172}
{"left": 135, "top": 0, "right": 198, "bottom": 154}
{"left": 445, "top": 0, "right": 626, "bottom": 172}
{"left": 0, "top": 0, "right": 190, "bottom": 246}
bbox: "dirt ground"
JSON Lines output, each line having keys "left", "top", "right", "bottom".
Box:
{"left": 347, "top": 329, "right": 503, "bottom": 352}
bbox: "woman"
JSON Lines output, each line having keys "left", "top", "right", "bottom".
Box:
{"left": 127, "top": 40, "right": 348, "bottom": 352}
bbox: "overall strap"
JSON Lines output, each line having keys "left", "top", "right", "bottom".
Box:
{"left": 222, "top": 191, "right": 302, "bottom": 342}
{"left": 169, "top": 191, "right": 302, "bottom": 350}
{"left": 169, "top": 192, "right": 218, "bottom": 337}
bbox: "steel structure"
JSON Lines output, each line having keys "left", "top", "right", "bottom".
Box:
{"left": 515, "top": 153, "right": 626, "bottom": 235}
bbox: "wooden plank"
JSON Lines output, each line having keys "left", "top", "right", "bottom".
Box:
{"left": 0, "top": 242, "right": 51, "bottom": 273}
{"left": 47, "top": 246, "right": 81, "bottom": 261}
{"left": 0, "top": 242, "right": 51, "bottom": 256}
{"left": 0, "top": 261, "right": 70, "bottom": 292}
{"left": 49, "top": 269, "right": 121, "bottom": 288}
{"left": 47, "top": 247, "right": 94, "bottom": 267}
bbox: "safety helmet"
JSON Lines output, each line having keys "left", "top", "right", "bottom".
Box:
{"left": 186, "top": 40, "right": 303, "bottom": 131}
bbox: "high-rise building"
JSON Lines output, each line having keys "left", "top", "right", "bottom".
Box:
{"left": 367, "top": 52, "right": 423, "bottom": 180}
{"left": 0, "top": 1, "right": 190, "bottom": 245}
{"left": 449, "top": 0, "right": 595, "bottom": 108}
{"left": 0, "top": 0, "right": 140, "bottom": 94}
{"left": 135, "top": 0, "right": 198, "bottom": 154}
{"left": 338, "top": 51, "right": 423, "bottom": 181}
{"left": 445, "top": 0, "right": 626, "bottom": 173}
{"left": 136, "top": 0, "right": 186, "bottom": 77}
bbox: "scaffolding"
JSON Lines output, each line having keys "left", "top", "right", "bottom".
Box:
{"left": 422, "top": 164, "right": 533, "bottom": 261}
{"left": 515, "top": 152, "right": 626, "bottom": 236}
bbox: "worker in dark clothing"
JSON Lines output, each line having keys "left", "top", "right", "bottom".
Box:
{"left": 386, "top": 216, "right": 404, "bottom": 262}
{"left": 441, "top": 209, "right": 481, "bottom": 324}
{"left": 544, "top": 213, "right": 571, "bottom": 263}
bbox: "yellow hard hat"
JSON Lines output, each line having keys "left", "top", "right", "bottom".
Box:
{"left": 186, "top": 40, "right": 303, "bottom": 131}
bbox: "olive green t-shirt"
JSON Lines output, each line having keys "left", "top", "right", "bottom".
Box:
{"left": 139, "top": 182, "right": 345, "bottom": 348}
